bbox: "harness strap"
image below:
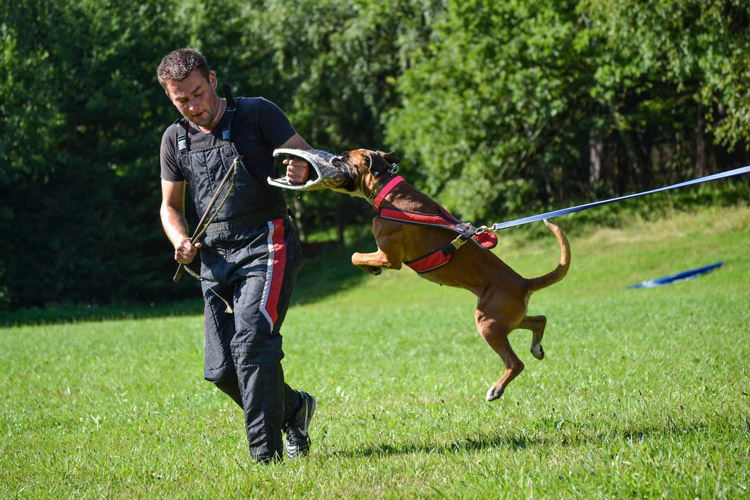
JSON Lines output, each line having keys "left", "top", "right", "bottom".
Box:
{"left": 404, "top": 248, "right": 454, "bottom": 274}
{"left": 373, "top": 176, "right": 404, "bottom": 210}
{"left": 371, "top": 173, "right": 498, "bottom": 274}
{"left": 379, "top": 205, "right": 457, "bottom": 229}
{"left": 378, "top": 205, "right": 498, "bottom": 250}
{"left": 404, "top": 231, "right": 474, "bottom": 274}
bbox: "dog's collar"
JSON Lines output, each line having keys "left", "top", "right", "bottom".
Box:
{"left": 372, "top": 175, "right": 405, "bottom": 210}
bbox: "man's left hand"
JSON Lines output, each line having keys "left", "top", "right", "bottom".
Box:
{"left": 284, "top": 157, "right": 309, "bottom": 185}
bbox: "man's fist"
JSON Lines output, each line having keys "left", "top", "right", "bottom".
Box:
{"left": 174, "top": 238, "right": 201, "bottom": 264}
{"left": 283, "top": 157, "right": 309, "bottom": 185}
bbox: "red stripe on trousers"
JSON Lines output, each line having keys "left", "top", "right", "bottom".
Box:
{"left": 265, "top": 219, "right": 287, "bottom": 327}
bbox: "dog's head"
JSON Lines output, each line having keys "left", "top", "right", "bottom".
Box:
{"left": 331, "top": 149, "right": 401, "bottom": 199}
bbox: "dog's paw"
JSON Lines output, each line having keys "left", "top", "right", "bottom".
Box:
{"left": 354, "top": 264, "right": 382, "bottom": 275}
{"left": 365, "top": 266, "right": 382, "bottom": 276}
{"left": 485, "top": 385, "right": 505, "bottom": 402}
{"left": 531, "top": 343, "right": 545, "bottom": 360}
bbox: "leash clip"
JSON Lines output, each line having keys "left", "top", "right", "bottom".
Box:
{"left": 388, "top": 163, "right": 399, "bottom": 174}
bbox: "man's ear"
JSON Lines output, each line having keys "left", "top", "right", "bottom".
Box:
{"left": 209, "top": 71, "right": 217, "bottom": 89}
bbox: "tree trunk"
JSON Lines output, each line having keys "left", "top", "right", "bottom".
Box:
{"left": 589, "top": 128, "right": 603, "bottom": 186}
{"left": 293, "top": 197, "right": 306, "bottom": 243}
{"left": 695, "top": 102, "right": 707, "bottom": 178}
{"left": 335, "top": 203, "right": 345, "bottom": 246}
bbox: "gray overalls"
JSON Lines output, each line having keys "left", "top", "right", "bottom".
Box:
{"left": 176, "top": 96, "right": 304, "bottom": 461}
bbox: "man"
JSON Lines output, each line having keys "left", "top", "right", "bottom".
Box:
{"left": 157, "top": 48, "right": 315, "bottom": 463}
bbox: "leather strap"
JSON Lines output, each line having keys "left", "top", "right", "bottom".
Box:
{"left": 372, "top": 176, "right": 405, "bottom": 211}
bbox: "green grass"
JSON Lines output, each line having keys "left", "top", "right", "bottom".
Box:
{"left": 2, "top": 205, "right": 749, "bottom": 499}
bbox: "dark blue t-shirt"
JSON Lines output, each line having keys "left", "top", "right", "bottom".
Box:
{"left": 160, "top": 97, "right": 296, "bottom": 185}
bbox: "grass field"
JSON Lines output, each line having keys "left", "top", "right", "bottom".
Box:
{"left": 2, "top": 205, "right": 749, "bottom": 499}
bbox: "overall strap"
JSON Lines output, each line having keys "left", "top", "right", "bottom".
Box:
{"left": 221, "top": 84, "right": 237, "bottom": 142}
{"left": 175, "top": 118, "right": 191, "bottom": 170}
{"left": 223, "top": 83, "right": 236, "bottom": 108}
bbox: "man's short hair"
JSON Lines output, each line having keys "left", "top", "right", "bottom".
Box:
{"left": 157, "top": 48, "right": 211, "bottom": 89}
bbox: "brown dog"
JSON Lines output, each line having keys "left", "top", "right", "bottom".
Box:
{"left": 327, "top": 149, "right": 571, "bottom": 401}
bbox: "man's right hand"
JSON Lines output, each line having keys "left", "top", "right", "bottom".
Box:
{"left": 174, "top": 238, "right": 202, "bottom": 264}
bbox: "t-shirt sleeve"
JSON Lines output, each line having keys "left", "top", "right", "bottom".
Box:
{"left": 257, "top": 98, "right": 297, "bottom": 148}
{"left": 160, "top": 125, "right": 184, "bottom": 182}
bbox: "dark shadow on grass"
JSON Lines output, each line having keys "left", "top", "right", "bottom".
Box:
{"left": 327, "top": 417, "right": 730, "bottom": 459}
{"left": 329, "top": 432, "right": 538, "bottom": 459}
{"left": 0, "top": 231, "right": 377, "bottom": 327}
{"left": 291, "top": 234, "right": 374, "bottom": 307}
{"left": 0, "top": 298, "right": 206, "bottom": 327}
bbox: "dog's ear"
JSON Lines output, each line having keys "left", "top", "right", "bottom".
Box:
{"left": 367, "top": 152, "right": 389, "bottom": 178}
{"left": 368, "top": 151, "right": 400, "bottom": 178}
{"left": 383, "top": 151, "right": 400, "bottom": 165}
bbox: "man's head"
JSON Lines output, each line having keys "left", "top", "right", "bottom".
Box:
{"left": 156, "top": 48, "right": 211, "bottom": 90}
{"left": 157, "top": 48, "right": 222, "bottom": 130}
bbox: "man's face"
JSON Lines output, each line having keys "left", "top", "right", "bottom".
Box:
{"left": 164, "top": 69, "right": 220, "bottom": 129}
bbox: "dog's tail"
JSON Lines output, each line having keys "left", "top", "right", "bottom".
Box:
{"left": 526, "top": 219, "right": 571, "bottom": 293}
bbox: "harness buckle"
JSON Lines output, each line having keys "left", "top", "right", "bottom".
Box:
{"left": 450, "top": 235, "right": 467, "bottom": 250}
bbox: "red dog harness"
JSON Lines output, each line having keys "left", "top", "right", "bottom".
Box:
{"left": 373, "top": 176, "right": 498, "bottom": 274}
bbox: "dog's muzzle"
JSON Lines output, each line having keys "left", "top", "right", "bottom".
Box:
{"left": 269, "top": 148, "right": 352, "bottom": 191}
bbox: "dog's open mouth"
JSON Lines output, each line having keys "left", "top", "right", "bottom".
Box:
{"left": 269, "top": 148, "right": 355, "bottom": 191}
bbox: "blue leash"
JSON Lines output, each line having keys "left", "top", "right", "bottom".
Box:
{"left": 628, "top": 262, "right": 724, "bottom": 289}
{"left": 489, "top": 165, "right": 750, "bottom": 230}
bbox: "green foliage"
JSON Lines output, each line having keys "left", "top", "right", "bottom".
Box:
{"left": 585, "top": 0, "right": 750, "bottom": 149}
{"left": 1, "top": 0, "right": 749, "bottom": 309}
{"left": 0, "top": 0, "right": 193, "bottom": 308}
{"left": 388, "top": 0, "right": 594, "bottom": 220}
{"left": 388, "top": 0, "right": 750, "bottom": 222}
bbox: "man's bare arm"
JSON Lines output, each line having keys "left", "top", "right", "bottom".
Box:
{"left": 160, "top": 179, "right": 201, "bottom": 264}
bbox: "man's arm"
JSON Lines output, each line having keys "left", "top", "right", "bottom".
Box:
{"left": 160, "top": 179, "right": 201, "bottom": 264}
{"left": 280, "top": 133, "right": 312, "bottom": 184}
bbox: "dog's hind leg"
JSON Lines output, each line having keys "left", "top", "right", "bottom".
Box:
{"left": 519, "top": 315, "right": 547, "bottom": 360}
{"left": 475, "top": 312, "right": 525, "bottom": 402}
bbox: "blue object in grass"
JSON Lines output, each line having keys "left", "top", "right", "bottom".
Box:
{"left": 628, "top": 262, "right": 724, "bottom": 289}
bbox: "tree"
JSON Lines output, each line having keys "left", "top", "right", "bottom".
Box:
{"left": 0, "top": 0, "right": 189, "bottom": 308}
{"left": 386, "top": 0, "right": 750, "bottom": 223}
{"left": 387, "top": 0, "right": 592, "bottom": 221}
{"left": 584, "top": 0, "right": 750, "bottom": 179}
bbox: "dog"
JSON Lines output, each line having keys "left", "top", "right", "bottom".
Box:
{"left": 326, "top": 149, "right": 571, "bottom": 401}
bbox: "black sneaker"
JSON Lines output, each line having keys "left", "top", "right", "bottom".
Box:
{"left": 284, "top": 390, "right": 316, "bottom": 459}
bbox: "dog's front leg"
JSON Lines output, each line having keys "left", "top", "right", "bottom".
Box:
{"left": 352, "top": 248, "right": 401, "bottom": 276}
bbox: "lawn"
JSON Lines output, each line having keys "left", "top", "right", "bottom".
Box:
{"left": 1, "top": 205, "right": 749, "bottom": 499}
